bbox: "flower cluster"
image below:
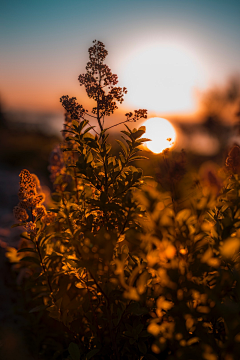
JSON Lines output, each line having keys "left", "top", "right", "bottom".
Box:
{"left": 226, "top": 144, "right": 240, "bottom": 174}
{"left": 60, "top": 95, "right": 85, "bottom": 120}
{"left": 48, "top": 145, "right": 66, "bottom": 184}
{"left": 13, "top": 169, "right": 55, "bottom": 233}
{"left": 78, "top": 40, "right": 128, "bottom": 119}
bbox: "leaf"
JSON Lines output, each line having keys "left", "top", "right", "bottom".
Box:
{"left": 123, "top": 287, "right": 140, "bottom": 301}
{"left": 19, "top": 232, "right": 31, "bottom": 240}
{"left": 86, "top": 151, "right": 93, "bottom": 163}
{"left": 68, "top": 342, "right": 81, "bottom": 360}
{"left": 221, "top": 237, "right": 240, "bottom": 258}
{"left": 134, "top": 137, "right": 151, "bottom": 143}
{"left": 116, "top": 139, "right": 128, "bottom": 156}
{"left": 129, "top": 156, "right": 148, "bottom": 162}
{"left": 121, "top": 130, "right": 131, "bottom": 139}
{"left": 18, "top": 247, "right": 36, "bottom": 253}
{"left": 139, "top": 330, "right": 151, "bottom": 338}
{"left": 137, "top": 271, "right": 149, "bottom": 295}
{"left": 144, "top": 354, "right": 159, "bottom": 360}
{"left": 72, "top": 120, "right": 79, "bottom": 128}
{"left": 78, "top": 119, "right": 89, "bottom": 132}
{"left": 29, "top": 304, "right": 48, "bottom": 313}
{"left": 86, "top": 348, "right": 100, "bottom": 359}
{"left": 176, "top": 208, "right": 191, "bottom": 224}
{"left": 20, "top": 256, "right": 40, "bottom": 265}
{"left": 83, "top": 132, "right": 95, "bottom": 140}
{"left": 83, "top": 126, "right": 96, "bottom": 135}
{"left": 138, "top": 341, "right": 147, "bottom": 354}
{"left": 131, "top": 129, "right": 145, "bottom": 140}
{"left": 5, "top": 247, "right": 19, "bottom": 263}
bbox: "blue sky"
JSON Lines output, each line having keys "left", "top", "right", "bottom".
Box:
{"left": 1, "top": 0, "right": 240, "bottom": 114}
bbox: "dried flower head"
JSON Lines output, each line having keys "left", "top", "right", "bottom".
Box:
{"left": 18, "top": 187, "right": 37, "bottom": 200}
{"left": 32, "top": 205, "right": 47, "bottom": 218}
{"left": 78, "top": 40, "right": 128, "bottom": 119}
{"left": 13, "top": 206, "right": 29, "bottom": 222}
{"left": 60, "top": 96, "right": 85, "bottom": 120}
{"left": 19, "top": 193, "right": 45, "bottom": 209}
{"left": 48, "top": 145, "right": 66, "bottom": 183}
{"left": 199, "top": 162, "right": 222, "bottom": 195}
{"left": 19, "top": 169, "right": 37, "bottom": 190}
{"left": 31, "top": 174, "right": 41, "bottom": 190}
{"left": 226, "top": 144, "right": 240, "bottom": 173}
{"left": 156, "top": 149, "right": 187, "bottom": 189}
{"left": 42, "top": 212, "right": 57, "bottom": 225}
{"left": 24, "top": 221, "right": 36, "bottom": 234}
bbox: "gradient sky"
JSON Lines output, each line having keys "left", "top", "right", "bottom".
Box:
{"left": 1, "top": 0, "right": 240, "bottom": 117}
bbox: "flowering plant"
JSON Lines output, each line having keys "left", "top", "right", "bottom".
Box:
{"left": 7, "top": 41, "right": 240, "bottom": 360}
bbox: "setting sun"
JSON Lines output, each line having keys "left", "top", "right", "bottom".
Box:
{"left": 119, "top": 43, "right": 207, "bottom": 113}
{"left": 142, "top": 117, "right": 176, "bottom": 154}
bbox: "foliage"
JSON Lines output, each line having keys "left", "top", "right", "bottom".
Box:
{"left": 7, "top": 41, "right": 240, "bottom": 360}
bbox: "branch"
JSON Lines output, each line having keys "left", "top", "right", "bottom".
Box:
{"left": 105, "top": 118, "right": 136, "bottom": 131}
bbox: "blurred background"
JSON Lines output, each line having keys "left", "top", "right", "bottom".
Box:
{"left": 0, "top": 1, "right": 240, "bottom": 357}
{"left": 1, "top": 0, "right": 240, "bottom": 162}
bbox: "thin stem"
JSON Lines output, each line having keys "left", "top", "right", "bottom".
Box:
{"left": 34, "top": 234, "right": 53, "bottom": 295}
{"left": 85, "top": 112, "right": 97, "bottom": 119}
{"left": 105, "top": 118, "right": 135, "bottom": 131}
{"left": 85, "top": 271, "right": 101, "bottom": 338}
{"left": 73, "top": 167, "right": 80, "bottom": 205}
{"left": 88, "top": 270, "right": 120, "bottom": 360}
{"left": 88, "top": 270, "right": 109, "bottom": 306}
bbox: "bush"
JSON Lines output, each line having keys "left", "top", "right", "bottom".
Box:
{"left": 8, "top": 41, "right": 240, "bottom": 360}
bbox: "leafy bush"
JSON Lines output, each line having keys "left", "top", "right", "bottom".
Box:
{"left": 8, "top": 41, "right": 240, "bottom": 360}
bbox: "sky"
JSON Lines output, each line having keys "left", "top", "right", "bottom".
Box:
{"left": 1, "top": 0, "right": 240, "bottom": 120}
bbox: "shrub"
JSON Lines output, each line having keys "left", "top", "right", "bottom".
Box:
{"left": 8, "top": 41, "right": 240, "bottom": 360}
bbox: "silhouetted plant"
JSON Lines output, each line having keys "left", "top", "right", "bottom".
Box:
{"left": 7, "top": 41, "right": 240, "bottom": 360}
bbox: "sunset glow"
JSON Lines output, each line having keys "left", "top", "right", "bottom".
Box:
{"left": 120, "top": 43, "right": 207, "bottom": 114}
{"left": 142, "top": 117, "right": 176, "bottom": 154}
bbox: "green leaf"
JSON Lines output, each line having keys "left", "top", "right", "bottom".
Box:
{"left": 68, "top": 342, "right": 81, "bottom": 360}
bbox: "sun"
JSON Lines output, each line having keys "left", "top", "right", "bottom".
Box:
{"left": 119, "top": 42, "right": 207, "bottom": 113}
{"left": 142, "top": 117, "right": 176, "bottom": 154}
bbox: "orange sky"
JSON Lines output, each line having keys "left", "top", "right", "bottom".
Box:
{"left": 1, "top": 0, "right": 240, "bottom": 118}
